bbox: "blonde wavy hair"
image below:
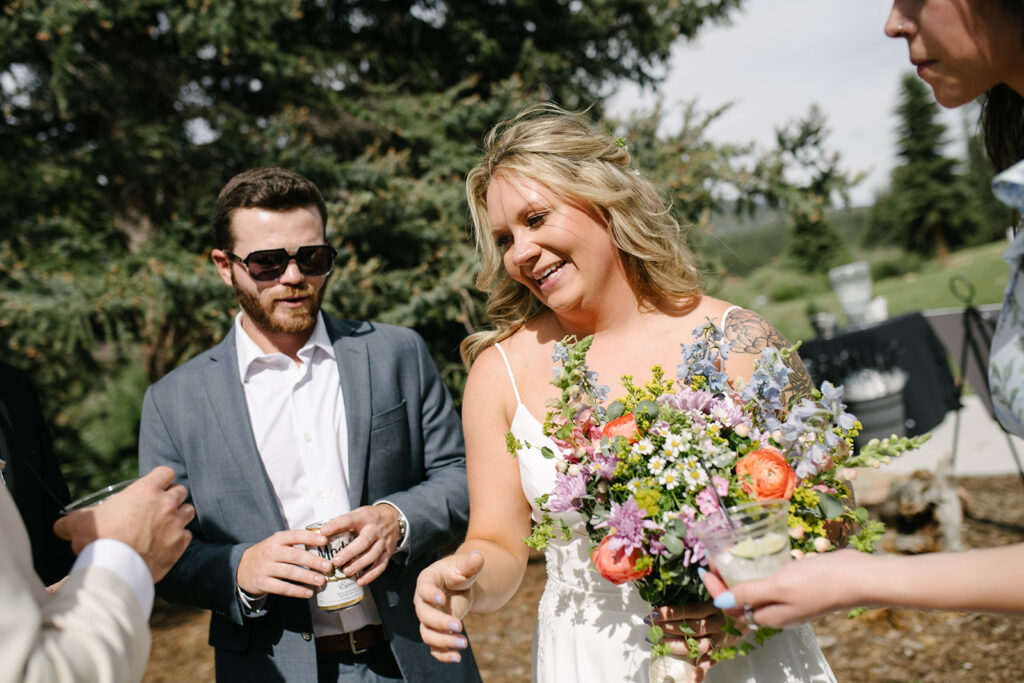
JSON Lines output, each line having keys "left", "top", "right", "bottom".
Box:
{"left": 460, "top": 103, "right": 702, "bottom": 366}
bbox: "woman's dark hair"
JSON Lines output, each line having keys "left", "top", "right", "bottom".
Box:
{"left": 981, "top": 85, "right": 1024, "bottom": 172}
{"left": 980, "top": 1, "right": 1024, "bottom": 171}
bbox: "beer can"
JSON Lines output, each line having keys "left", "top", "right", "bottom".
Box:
{"left": 305, "top": 521, "right": 365, "bottom": 612}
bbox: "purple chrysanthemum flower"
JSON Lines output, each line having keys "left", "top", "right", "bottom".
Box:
{"left": 590, "top": 448, "right": 619, "bottom": 480}
{"left": 709, "top": 394, "right": 745, "bottom": 428}
{"left": 547, "top": 470, "right": 589, "bottom": 513}
{"left": 659, "top": 386, "right": 717, "bottom": 415}
{"left": 593, "top": 496, "right": 647, "bottom": 555}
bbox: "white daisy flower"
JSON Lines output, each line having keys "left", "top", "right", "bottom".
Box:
{"left": 631, "top": 438, "right": 655, "bottom": 456}
{"left": 658, "top": 467, "right": 682, "bottom": 491}
{"left": 681, "top": 456, "right": 709, "bottom": 491}
{"left": 626, "top": 478, "right": 643, "bottom": 494}
{"left": 662, "top": 432, "right": 689, "bottom": 459}
{"left": 647, "top": 455, "right": 667, "bottom": 475}
{"left": 651, "top": 422, "right": 673, "bottom": 438}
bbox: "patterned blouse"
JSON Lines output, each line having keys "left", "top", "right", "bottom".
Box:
{"left": 988, "top": 159, "right": 1024, "bottom": 439}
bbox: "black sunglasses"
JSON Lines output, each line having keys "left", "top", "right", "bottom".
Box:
{"left": 225, "top": 244, "right": 337, "bottom": 281}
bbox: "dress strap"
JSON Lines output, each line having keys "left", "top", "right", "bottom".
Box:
{"left": 492, "top": 342, "right": 523, "bottom": 405}
{"left": 721, "top": 304, "right": 743, "bottom": 328}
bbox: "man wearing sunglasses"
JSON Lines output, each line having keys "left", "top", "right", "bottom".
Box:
{"left": 138, "top": 167, "right": 480, "bottom": 683}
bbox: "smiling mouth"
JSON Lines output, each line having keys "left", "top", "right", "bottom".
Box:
{"left": 535, "top": 261, "right": 566, "bottom": 285}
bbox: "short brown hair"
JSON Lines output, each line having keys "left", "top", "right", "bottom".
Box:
{"left": 213, "top": 167, "right": 328, "bottom": 250}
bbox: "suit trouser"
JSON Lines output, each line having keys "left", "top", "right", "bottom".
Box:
{"left": 316, "top": 643, "right": 403, "bottom": 682}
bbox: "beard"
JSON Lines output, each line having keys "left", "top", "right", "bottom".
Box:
{"left": 231, "top": 271, "right": 327, "bottom": 336}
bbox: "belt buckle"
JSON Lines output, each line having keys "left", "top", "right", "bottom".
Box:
{"left": 348, "top": 629, "right": 368, "bottom": 655}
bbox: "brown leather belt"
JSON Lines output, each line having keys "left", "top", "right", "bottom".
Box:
{"left": 315, "top": 624, "right": 388, "bottom": 655}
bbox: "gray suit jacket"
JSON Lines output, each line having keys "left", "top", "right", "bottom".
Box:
{"left": 139, "top": 315, "right": 479, "bottom": 683}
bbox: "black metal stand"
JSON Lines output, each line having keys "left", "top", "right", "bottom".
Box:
{"left": 947, "top": 275, "right": 1024, "bottom": 489}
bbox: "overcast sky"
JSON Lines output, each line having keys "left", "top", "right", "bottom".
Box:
{"left": 607, "top": 0, "right": 967, "bottom": 207}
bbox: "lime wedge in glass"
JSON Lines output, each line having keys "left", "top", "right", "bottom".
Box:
{"left": 729, "top": 532, "right": 789, "bottom": 559}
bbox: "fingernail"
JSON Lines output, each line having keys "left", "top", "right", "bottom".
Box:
{"left": 713, "top": 591, "right": 736, "bottom": 610}
{"left": 697, "top": 567, "right": 707, "bottom": 579}
{"left": 448, "top": 620, "right": 460, "bottom": 633}
{"left": 453, "top": 637, "right": 467, "bottom": 649}
{"left": 434, "top": 594, "right": 444, "bottom": 606}
{"left": 449, "top": 653, "right": 461, "bottom": 663}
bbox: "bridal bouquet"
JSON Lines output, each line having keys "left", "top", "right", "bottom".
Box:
{"left": 521, "top": 321, "right": 926, "bottom": 661}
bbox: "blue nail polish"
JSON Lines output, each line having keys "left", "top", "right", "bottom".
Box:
{"left": 453, "top": 637, "right": 467, "bottom": 649}
{"left": 697, "top": 567, "right": 707, "bottom": 579}
{"left": 449, "top": 620, "right": 460, "bottom": 633}
{"left": 713, "top": 591, "right": 736, "bottom": 610}
{"left": 434, "top": 594, "right": 444, "bottom": 606}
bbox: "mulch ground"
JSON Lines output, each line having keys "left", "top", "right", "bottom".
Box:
{"left": 144, "top": 475, "right": 1024, "bottom": 682}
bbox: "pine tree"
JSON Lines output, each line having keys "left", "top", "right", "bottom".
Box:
{"left": 0, "top": 0, "right": 747, "bottom": 494}
{"left": 866, "top": 72, "right": 982, "bottom": 260}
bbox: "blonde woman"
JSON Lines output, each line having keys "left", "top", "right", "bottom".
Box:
{"left": 414, "top": 104, "right": 833, "bottom": 682}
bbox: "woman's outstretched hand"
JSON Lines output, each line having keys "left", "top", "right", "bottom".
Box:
{"left": 414, "top": 551, "right": 485, "bottom": 663}
{"left": 701, "top": 549, "right": 864, "bottom": 629}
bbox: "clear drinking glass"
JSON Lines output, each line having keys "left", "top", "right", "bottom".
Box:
{"left": 61, "top": 478, "right": 138, "bottom": 515}
{"left": 692, "top": 498, "right": 791, "bottom": 586}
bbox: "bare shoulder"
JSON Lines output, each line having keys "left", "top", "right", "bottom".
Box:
{"left": 717, "top": 305, "right": 816, "bottom": 403}
{"left": 684, "top": 296, "right": 734, "bottom": 330}
{"left": 465, "top": 344, "right": 514, "bottom": 407}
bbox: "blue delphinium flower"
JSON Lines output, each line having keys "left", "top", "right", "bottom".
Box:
{"left": 742, "top": 347, "right": 792, "bottom": 426}
{"left": 677, "top": 322, "right": 731, "bottom": 393}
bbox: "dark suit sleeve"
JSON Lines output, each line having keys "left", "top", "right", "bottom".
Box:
{"left": 0, "top": 363, "right": 75, "bottom": 585}
{"left": 371, "top": 331, "right": 469, "bottom": 563}
{"left": 138, "top": 386, "right": 251, "bottom": 624}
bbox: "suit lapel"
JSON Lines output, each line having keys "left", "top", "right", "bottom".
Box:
{"left": 327, "top": 317, "right": 372, "bottom": 506}
{"left": 202, "top": 330, "right": 286, "bottom": 528}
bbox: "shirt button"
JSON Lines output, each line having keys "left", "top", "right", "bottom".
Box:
{"left": 301, "top": 632, "right": 313, "bottom": 641}
{"left": 304, "top": 433, "right": 312, "bottom": 443}
{"left": 316, "top": 490, "right": 325, "bottom": 499}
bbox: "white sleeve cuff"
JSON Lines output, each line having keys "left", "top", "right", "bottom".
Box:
{"left": 237, "top": 585, "right": 268, "bottom": 617}
{"left": 72, "top": 539, "right": 155, "bottom": 618}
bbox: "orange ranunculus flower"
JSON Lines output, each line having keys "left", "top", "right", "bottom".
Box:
{"left": 590, "top": 536, "right": 651, "bottom": 585}
{"left": 602, "top": 414, "right": 640, "bottom": 444}
{"left": 735, "top": 448, "right": 798, "bottom": 500}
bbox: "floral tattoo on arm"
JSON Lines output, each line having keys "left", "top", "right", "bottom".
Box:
{"left": 723, "top": 309, "right": 815, "bottom": 404}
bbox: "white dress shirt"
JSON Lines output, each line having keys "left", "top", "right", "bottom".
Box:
{"left": 234, "top": 312, "right": 382, "bottom": 636}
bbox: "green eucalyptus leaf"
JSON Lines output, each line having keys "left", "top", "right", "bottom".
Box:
{"left": 637, "top": 399, "right": 660, "bottom": 420}
{"left": 662, "top": 533, "right": 685, "bottom": 556}
{"left": 668, "top": 518, "right": 688, "bottom": 537}
{"left": 817, "top": 492, "right": 846, "bottom": 519}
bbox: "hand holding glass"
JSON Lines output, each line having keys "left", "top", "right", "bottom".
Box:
{"left": 693, "top": 499, "right": 791, "bottom": 586}
{"left": 61, "top": 478, "right": 138, "bottom": 515}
